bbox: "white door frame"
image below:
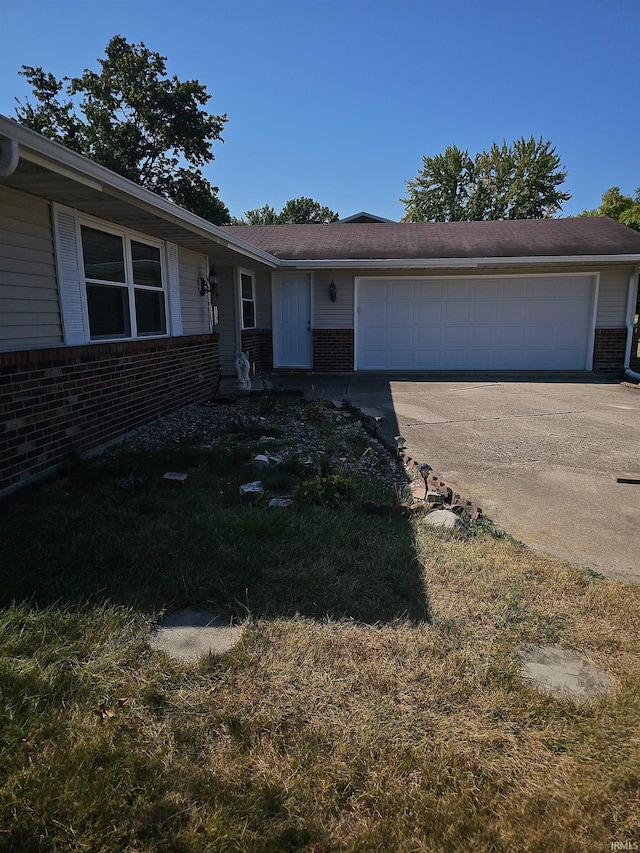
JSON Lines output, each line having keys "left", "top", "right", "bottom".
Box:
{"left": 272, "top": 271, "right": 313, "bottom": 368}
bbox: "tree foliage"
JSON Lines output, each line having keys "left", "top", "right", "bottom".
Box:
{"left": 578, "top": 186, "right": 640, "bottom": 231}
{"left": 234, "top": 196, "right": 339, "bottom": 225}
{"left": 401, "top": 137, "right": 570, "bottom": 222}
{"left": 15, "top": 36, "right": 230, "bottom": 224}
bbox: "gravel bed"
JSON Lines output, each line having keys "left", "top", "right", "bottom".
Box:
{"left": 122, "top": 394, "right": 409, "bottom": 489}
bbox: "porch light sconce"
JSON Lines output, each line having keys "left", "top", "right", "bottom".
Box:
{"left": 199, "top": 266, "right": 219, "bottom": 298}
{"left": 328, "top": 280, "right": 337, "bottom": 302}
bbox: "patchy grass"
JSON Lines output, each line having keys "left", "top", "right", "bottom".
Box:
{"left": 1, "top": 399, "right": 639, "bottom": 851}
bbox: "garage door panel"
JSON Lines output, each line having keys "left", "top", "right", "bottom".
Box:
{"left": 415, "top": 327, "right": 441, "bottom": 347}
{"left": 445, "top": 302, "right": 470, "bottom": 323}
{"left": 389, "top": 349, "right": 414, "bottom": 368}
{"left": 500, "top": 279, "right": 527, "bottom": 298}
{"left": 417, "top": 281, "right": 443, "bottom": 300}
{"left": 443, "top": 327, "right": 469, "bottom": 346}
{"left": 471, "top": 302, "right": 498, "bottom": 323}
{"left": 524, "top": 325, "right": 555, "bottom": 347}
{"left": 362, "top": 281, "right": 389, "bottom": 300}
{"left": 362, "top": 327, "right": 387, "bottom": 346}
{"left": 390, "top": 281, "right": 415, "bottom": 300}
{"left": 445, "top": 281, "right": 470, "bottom": 299}
{"left": 473, "top": 280, "right": 499, "bottom": 299}
{"left": 361, "top": 302, "right": 387, "bottom": 324}
{"left": 417, "top": 302, "right": 442, "bottom": 323}
{"left": 389, "top": 303, "right": 415, "bottom": 325}
{"left": 469, "top": 326, "right": 497, "bottom": 347}
{"left": 496, "top": 326, "right": 525, "bottom": 347}
{"left": 499, "top": 302, "right": 527, "bottom": 323}
{"left": 357, "top": 276, "right": 593, "bottom": 371}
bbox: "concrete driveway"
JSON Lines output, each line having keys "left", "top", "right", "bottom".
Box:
{"left": 274, "top": 374, "right": 640, "bottom": 584}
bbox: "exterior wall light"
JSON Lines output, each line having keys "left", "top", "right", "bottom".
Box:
{"left": 199, "top": 266, "right": 219, "bottom": 298}
{"left": 328, "top": 280, "right": 337, "bottom": 302}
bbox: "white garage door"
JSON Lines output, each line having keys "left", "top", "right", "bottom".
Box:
{"left": 356, "top": 275, "right": 595, "bottom": 370}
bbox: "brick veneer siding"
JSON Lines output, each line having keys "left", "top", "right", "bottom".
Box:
{"left": 592, "top": 328, "right": 627, "bottom": 373}
{"left": 312, "top": 329, "right": 354, "bottom": 372}
{"left": 0, "top": 334, "right": 219, "bottom": 495}
{"left": 240, "top": 329, "right": 273, "bottom": 374}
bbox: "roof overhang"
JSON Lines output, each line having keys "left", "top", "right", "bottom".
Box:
{"left": 279, "top": 254, "right": 640, "bottom": 269}
{"left": 0, "top": 115, "right": 280, "bottom": 270}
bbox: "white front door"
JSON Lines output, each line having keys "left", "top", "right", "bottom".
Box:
{"left": 274, "top": 273, "right": 312, "bottom": 367}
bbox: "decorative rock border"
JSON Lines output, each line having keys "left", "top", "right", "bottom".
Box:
{"left": 338, "top": 400, "right": 482, "bottom": 522}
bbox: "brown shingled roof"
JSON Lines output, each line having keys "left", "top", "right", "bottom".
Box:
{"left": 222, "top": 217, "right": 640, "bottom": 261}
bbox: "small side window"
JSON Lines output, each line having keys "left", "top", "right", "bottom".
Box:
{"left": 240, "top": 271, "right": 256, "bottom": 329}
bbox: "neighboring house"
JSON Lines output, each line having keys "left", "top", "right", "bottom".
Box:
{"left": 1, "top": 114, "right": 640, "bottom": 495}
{"left": 337, "top": 212, "right": 396, "bottom": 223}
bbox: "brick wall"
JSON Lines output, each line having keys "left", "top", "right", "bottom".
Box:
{"left": 0, "top": 334, "right": 219, "bottom": 495}
{"left": 592, "top": 328, "right": 627, "bottom": 373}
{"left": 240, "top": 329, "right": 273, "bottom": 374}
{"left": 312, "top": 329, "right": 354, "bottom": 372}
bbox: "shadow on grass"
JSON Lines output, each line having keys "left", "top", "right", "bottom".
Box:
{"left": 0, "top": 443, "right": 429, "bottom": 625}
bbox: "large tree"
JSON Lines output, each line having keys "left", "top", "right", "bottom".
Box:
{"left": 234, "top": 196, "right": 339, "bottom": 225}
{"left": 578, "top": 186, "right": 640, "bottom": 231}
{"left": 15, "top": 35, "right": 231, "bottom": 224}
{"left": 401, "top": 136, "right": 570, "bottom": 222}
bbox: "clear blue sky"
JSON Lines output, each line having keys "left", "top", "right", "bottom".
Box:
{"left": 1, "top": 0, "right": 638, "bottom": 221}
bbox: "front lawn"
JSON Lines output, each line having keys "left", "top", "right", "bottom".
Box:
{"left": 1, "top": 395, "right": 638, "bottom": 852}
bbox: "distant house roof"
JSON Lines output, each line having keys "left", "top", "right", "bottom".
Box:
{"left": 337, "top": 211, "right": 396, "bottom": 224}
{"left": 223, "top": 218, "right": 640, "bottom": 264}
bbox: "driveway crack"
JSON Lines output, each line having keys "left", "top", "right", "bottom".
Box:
{"left": 404, "top": 410, "right": 586, "bottom": 426}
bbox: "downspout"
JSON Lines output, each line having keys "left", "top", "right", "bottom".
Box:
{"left": 0, "top": 137, "right": 19, "bottom": 177}
{"left": 624, "top": 265, "right": 640, "bottom": 381}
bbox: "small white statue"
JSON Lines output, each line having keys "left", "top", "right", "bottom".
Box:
{"left": 235, "top": 351, "right": 251, "bottom": 390}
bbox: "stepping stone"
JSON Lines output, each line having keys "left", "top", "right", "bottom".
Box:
{"left": 519, "top": 644, "right": 615, "bottom": 703}
{"left": 149, "top": 608, "right": 243, "bottom": 662}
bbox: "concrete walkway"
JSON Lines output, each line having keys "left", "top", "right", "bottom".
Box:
{"left": 265, "top": 372, "right": 640, "bottom": 584}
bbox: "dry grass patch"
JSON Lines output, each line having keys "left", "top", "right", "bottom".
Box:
{"left": 1, "top": 396, "right": 639, "bottom": 850}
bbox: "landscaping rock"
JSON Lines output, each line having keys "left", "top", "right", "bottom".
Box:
{"left": 423, "top": 508, "right": 467, "bottom": 532}
{"left": 519, "top": 644, "right": 615, "bottom": 703}
{"left": 426, "top": 490, "right": 445, "bottom": 504}
{"left": 269, "top": 497, "right": 293, "bottom": 508}
{"left": 163, "top": 471, "right": 188, "bottom": 485}
{"left": 239, "top": 481, "right": 263, "bottom": 501}
{"left": 253, "top": 454, "right": 270, "bottom": 467}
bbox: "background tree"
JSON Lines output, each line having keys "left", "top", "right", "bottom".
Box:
{"left": 578, "top": 186, "right": 640, "bottom": 231}
{"left": 16, "top": 35, "right": 231, "bottom": 224}
{"left": 401, "top": 136, "right": 570, "bottom": 222}
{"left": 233, "top": 196, "right": 339, "bottom": 225}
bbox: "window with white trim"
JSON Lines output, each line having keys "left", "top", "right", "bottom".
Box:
{"left": 240, "top": 270, "right": 256, "bottom": 329}
{"left": 80, "top": 223, "right": 167, "bottom": 340}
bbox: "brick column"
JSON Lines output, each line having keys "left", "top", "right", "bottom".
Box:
{"left": 312, "top": 329, "right": 354, "bottom": 372}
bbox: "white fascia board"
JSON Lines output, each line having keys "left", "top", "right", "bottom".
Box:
{"left": 279, "top": 254, "right": 640, "bottom": 269}
{"left": 0, "top": 114, "right": 279, "bottom": 268}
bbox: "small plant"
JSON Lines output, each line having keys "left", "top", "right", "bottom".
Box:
{"left": 295, "top": 472, "right": 356, "bottom": 506}
{"left": 258, "top": 391, "right": 278, "bottom": 415}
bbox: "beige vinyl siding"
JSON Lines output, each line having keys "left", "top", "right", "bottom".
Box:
{"left": 255, "top": 269, "right": 272, "bottom": 327}
{"left": 217, "top": 266, "right": 238, "bottom": 374}
{"left": 595, "top": 265, "right": 632, "bottom": 328}
{"left": 178, "top": 247, "right": 210, "bottom": 335}
{"left": 313, "top": 270, "right": 354, "bottom": 328}
{"left": 0, "top": 185, "right": 62, "bottom": 351}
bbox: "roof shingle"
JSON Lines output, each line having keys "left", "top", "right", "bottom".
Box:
{"left": 222, "top": 217, "right": 640, "bottom": 261}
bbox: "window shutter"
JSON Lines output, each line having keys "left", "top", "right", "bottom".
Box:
{"left": 52, "top": 203, "right": 87, "bottom": 345}
{"left": 165, "top": 242, "right": 183, "bottom": 336}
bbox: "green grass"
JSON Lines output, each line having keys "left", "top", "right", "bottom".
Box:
{"left": 1, "top": 397, "right": 639, "bottom": 851}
